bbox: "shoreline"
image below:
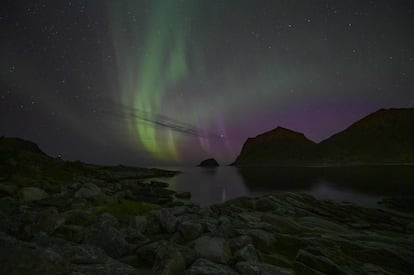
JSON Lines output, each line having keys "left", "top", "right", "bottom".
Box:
{"left": 1, "top": 166, "right": 414, "bottom": 274}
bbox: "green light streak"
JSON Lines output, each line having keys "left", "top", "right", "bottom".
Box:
{"left": 107, "top": 0, "right": 198, "bottom": 160}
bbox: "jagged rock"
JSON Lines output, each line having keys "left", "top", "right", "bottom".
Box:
{"left": 235, "top": 261, "right": 295, "bottom": 275}
{"left": 184, "top": 258, "right": 237, "bottom": 275}
{"left": 74, "top": 182, "right": 102, "bottom": 200}
{"left": 178, "top": 221, "right": 203, "bottom": 241}
{"left": 234, "top": 244, "right": 258, "bottom": 262}
{"left": 20, "top": 187, "right": 49, "bottom": 202}
{"left": 194, "top": 236, "right": 232, "bottom": 264}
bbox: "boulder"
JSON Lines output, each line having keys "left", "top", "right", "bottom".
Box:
{"left": 178, "top": 221, "right": 203, "bottom": 241}
{"left": 74, "top": 182, "right": 102, "bottom": 200}
{"left": 235, "top": 261, "right": 295, "bottom": 275}
{"left": 34, "top": 207, "right": 65, "bottom": 234}
{"left": 20, "top": 187, "right": 49, "bottom": 202}
{"left": 184, "top": 258, "right": 237, "bottom": 275}
{"left": 155, "top": 209, "right": 178, "bottom": 233}
{"left": 234, "top": 244, "right": 258, "bottom": 262}
{"left": 198, "top": 158, "right": 219, "bottom": 167}
{"left": 151, "top": 243, "right": 186, "bottom": 275}
{"left": 194, "top": 236, "right": 232, "bottom": 264}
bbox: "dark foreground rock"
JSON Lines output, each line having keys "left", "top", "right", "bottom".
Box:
{"left": 2, "top": 185, "right": 414, "bottom": 275}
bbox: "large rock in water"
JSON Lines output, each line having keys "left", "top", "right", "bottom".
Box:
{"left": 232, "top": 127, "right": 317, "bottom": 166}
{"left": 198, "top": 158, "right": 219, "bottom": 167}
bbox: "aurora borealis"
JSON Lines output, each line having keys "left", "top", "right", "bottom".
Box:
{"left": 1, "top": 0, "right": 414, "bottom": 165}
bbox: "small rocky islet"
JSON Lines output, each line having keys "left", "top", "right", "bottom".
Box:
{"left": 1, "top": 137, "right": 414, "bottom": 274}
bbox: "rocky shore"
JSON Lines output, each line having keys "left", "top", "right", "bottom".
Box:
{"left": 1, "top": 168, "right": 414, "bottom": 275}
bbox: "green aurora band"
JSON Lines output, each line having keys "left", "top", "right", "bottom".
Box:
{"left": 107, "top": 1, "right": 199, "bottom": 161}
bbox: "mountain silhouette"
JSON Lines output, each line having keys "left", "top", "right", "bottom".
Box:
{"left": 232, "top": 108, "right": 414, "bottom": 166}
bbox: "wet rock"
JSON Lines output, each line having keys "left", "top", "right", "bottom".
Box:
{"left": 194, "top": 236, "right": 232, "bottom": 264}
{"left": 184, "top": 258, "right": 236, "bottom": 275}
{"left": 20, "top": 187, "right": 49, "bottom": 202}
{"left": 235, "top": 261, "right": 295, "bottom": 275}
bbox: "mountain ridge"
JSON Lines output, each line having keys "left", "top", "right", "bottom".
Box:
{"left": 232, "top": 108, "right": 414, "bottom": 166}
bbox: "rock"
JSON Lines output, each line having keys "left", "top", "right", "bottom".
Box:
{"left": 295, "top": 249, "right": 344, "bottom": 274}
{"left": 96, "top": 212, "right": 119, "bottom": 228}
{"left": 137, "top": 240, "right": 168, "bottom": 264}
{"left": 130, "top": 215, "right": 147, "bottom": 233}
{"left": 151, "top": 243, "right": 186, "bottom": 275}
{"left": 29, "top": 234, "right": 154, "bottom": 275}
{"left": 235, "top": 261, "right": 295, "bottom": 275}
{"left": 194, "top": 236, "right": 232, "bottom": 264}
{"left": 234, "top": 244, "right": 258, "bottom": 262}
{"left": 0, "top": 232, "right": 72, "bottom": 275}
{"left": 34, "top": 207, "right": 65, "bottom": 234}
{"left": 247, "top": 229, "right": 277, "bottom": 253}
{"left": 74, "top": 182, "right": 102, "bottom": 200}
{"left": 83, "top": 218, "right": 132, "bottom": 258}
{"left": 178, "top": 221, "right": 203, "bottom": 241}
{"left": 155, "top": 209, "right": 178, "bottom": 233}
{"left": 0, "top": 183, "right": 17, "bottom": 197}
{"left": 184, "top": 258, "right": 237, "bottom": 275}
{"left": 229, "top": 235, "right": 253, "bottom": 252}
{"left": 174, "top": 244, "right": 198, "bottom": 267}
{"left": 20, "top": 187, "right": 49, "bottom": 202}
{"left": 198, "top": 158, "right": 219, "bottom": 167}
{"left": 175, "top": 192, "right": 192, "bottom": 199}
{"left": 150, "top": 181, "right": 170, "bottom": 188}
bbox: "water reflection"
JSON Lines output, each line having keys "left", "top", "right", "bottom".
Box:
{"left": 155, "top": 165, "right": 414, "bottom": 207}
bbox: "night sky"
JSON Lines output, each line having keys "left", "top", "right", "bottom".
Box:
{"left": 1, "top": 0, "right": 413, "bottom": 166}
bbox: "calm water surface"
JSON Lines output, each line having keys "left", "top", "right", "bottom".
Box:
{"left": 152, "top": 166, "right": 414, "bottom": 207}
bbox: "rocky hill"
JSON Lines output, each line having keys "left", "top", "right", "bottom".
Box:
{"left": 232, "top": 108, "right": 414, "bottom": 166}
{"left": 319, "top": 108, "right": 414, "bottom": 163}
{"left": 232, "top": 127, "right": 318, "bottom": 166}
